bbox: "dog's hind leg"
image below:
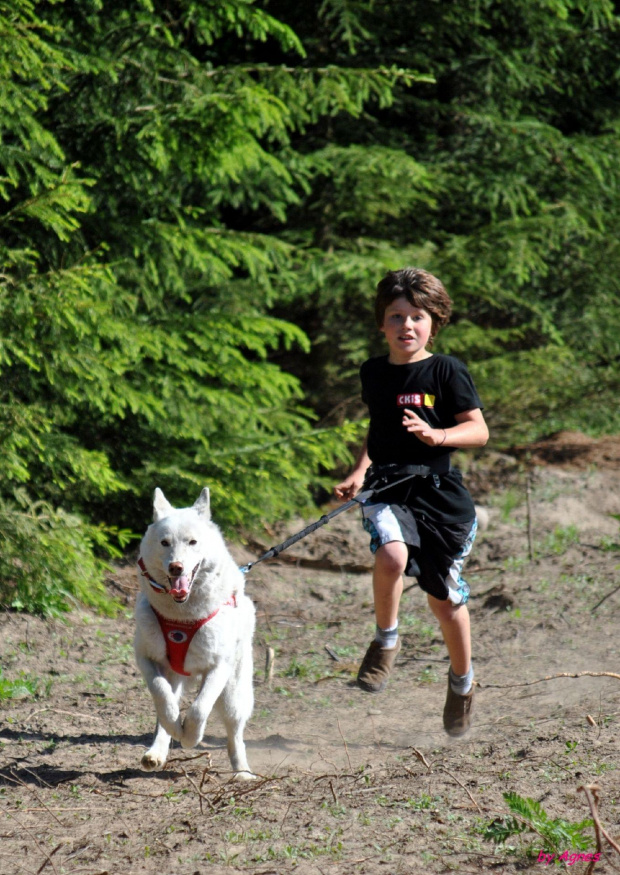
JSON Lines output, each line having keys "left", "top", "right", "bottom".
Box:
{"left": 216, "top": 660, "right": 255, "bottom": 780}
{"left": 221, "top": 709, "right": 253, "bottom": 780}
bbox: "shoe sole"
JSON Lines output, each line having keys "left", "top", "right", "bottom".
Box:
{"left": 356, "top": 678, "right": 387, "bottom": 693}
{"left": 444, "top": 723, "right": 471, "bottom": 738}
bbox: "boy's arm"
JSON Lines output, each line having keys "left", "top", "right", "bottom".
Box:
{"left": 334, "top": 434, "right": 371, "bottom": 500}
{"left": 402, "top": 407, "right": 489, "bottom": 449}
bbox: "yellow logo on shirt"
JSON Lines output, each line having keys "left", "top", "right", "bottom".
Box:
{"left": 396, "top": 393, "right": 435, "bottom": 408}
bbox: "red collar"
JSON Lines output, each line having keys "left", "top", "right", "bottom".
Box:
{"left": 153, "top": 596, "right": 237, "bottom": 676}
{"left": 138, "top": 557, "right": 167, "bottom": 593}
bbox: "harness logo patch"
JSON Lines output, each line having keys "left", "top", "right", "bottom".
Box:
{"left": 396, "top": 393, "right": 435, "bottom": 408}
{"left": 167, "top": 629, "right": 188, "bottom": 644}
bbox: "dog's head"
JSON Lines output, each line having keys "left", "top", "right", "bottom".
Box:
{"left": 140, "top": 487, "right": 215, "bottom": 603}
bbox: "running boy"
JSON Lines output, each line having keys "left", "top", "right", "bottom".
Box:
{"left": 335, "top": 267, "right": 488, "bottom": 736}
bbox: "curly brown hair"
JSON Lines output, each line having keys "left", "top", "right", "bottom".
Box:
{"left": 375, "top": 268, "right": 452, "bottom": 345}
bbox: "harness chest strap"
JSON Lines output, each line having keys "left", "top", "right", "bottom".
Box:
{"left": 153, "top": 595, "right": 237, "bottom": 677}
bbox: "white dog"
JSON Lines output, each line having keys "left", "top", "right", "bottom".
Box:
{"left": 134, "top": 487, "right": 255, "bottom": 779}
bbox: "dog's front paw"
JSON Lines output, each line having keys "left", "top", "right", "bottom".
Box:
{"left": 180, "top": 711, "right": 205, "bottom": 749}
{"left": 141, "top": 750, "right": 167, "bottom": 771}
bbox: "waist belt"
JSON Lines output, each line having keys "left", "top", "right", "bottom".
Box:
{"left": 370, "top": 456, "right": 450, "bottom": 478}
{"left": 364, "top": 456, "right": 451, "bottom": 493}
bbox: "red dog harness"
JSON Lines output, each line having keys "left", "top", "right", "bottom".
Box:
{"left": 153, "top": 596, "right": 237, "bottom": 676}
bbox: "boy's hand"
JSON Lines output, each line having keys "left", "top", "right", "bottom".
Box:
{"left": 402, "top": 409, "right": 446, "bottom": 447}
{"left": 334, "top": 472, "right": 365, "bottom": 501}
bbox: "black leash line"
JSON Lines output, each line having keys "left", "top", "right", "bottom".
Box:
{"left": 240, "top": 469, "right": 423, "bottom": 574}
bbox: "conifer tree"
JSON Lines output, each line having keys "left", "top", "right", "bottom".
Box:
{"left": 0, "top": 0, "right": 131, "bottom": 612}
{"left": 0, "top": 0, "right": 417, "bottom": 610}
{"left": 262, "top": 0, "right": 620, "bottom": 442}
{"left": 3, "top": 0, "right": 620, "bottom": 613}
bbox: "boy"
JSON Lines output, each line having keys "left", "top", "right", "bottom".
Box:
{"left": 335, "top": 267, "right": 488, "bottom": 736}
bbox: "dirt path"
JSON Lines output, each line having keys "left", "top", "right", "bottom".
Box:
{"left": 1, "top": 436, "right": 620, "bottom": 874}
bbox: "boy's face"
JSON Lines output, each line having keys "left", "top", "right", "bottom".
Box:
{"left": 380, "top": 297, "right": 434, "bottom": 364}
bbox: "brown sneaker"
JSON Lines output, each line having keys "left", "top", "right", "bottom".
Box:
{"left": 443, "top": 679, "right": 475, "bottom": 736}
{"left": 356, "top": 637, "right": 401, "bottom": 693}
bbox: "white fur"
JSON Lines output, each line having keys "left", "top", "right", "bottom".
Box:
{"left": 134, "top": 487, "right": 255, "bottom": 779}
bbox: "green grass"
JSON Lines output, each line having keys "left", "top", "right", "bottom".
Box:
{"left": 0, "top": 668, "right": 48, "bottom": 701}
{"left": 493, "top": 488, "right": 523, "bottom": 522}
{"left": 540, "top": 525, "right": 581, "bottom": 555}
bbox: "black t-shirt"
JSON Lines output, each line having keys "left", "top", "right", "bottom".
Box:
{"left": 361, "top": 354, "right": 483, "bottom": 522}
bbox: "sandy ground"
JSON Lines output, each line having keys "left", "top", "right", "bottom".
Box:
{"left": 1, "top": 431, "right": 620, "bottom": 874}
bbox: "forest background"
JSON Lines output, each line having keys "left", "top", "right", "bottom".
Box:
{"left": 2, "top": 0, "right": 620, "bottom": 614}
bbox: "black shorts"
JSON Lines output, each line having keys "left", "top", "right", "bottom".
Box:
{"left": 361, "top": 502, "right": 477, "bottom": 603}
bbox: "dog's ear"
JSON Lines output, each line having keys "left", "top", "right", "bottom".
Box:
{"left": 193, "top": 487, "right": 211, "bottom": 519}
{"left": 153, "top": 487, "right": 174, "bottom": 522}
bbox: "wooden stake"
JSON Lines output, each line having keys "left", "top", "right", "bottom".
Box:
{"left": 526, "top": 472, "right": 534, "bottom": 561}
{"left": 265, "top": 646, "right": 275, "bottom": 687}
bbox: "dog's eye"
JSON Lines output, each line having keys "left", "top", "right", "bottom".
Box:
{"left": 161, "top": 539, "right": 170, "bottom": 547}
{"left": 189, "top": 539, "right": 197, "bottom": 546}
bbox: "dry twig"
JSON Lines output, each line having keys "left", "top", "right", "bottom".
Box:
{"left": 410, "top": 747, "right": 432, "bottom": 771}
{"left": 578, "top": 784, "right": 620, "bottom": 875}
{"left": 591, "top": 583, "right": 620, "bottom": 613}
{"left": 5, "top": 810, "right": 60, "bottom": 875}
{"left": 192, "top": 769, "right": 279, "bottom": 816}
{"left": 438, "top": 766, "right": 483, "bottom": 813}
{"left": 336, "top": 717, "right": 353, "bottom": 771}
{"left": 35, "top": 844, "right": 62, "bottom": 875}
{"left": 22, "top": 707, "right": 100, "bottom": 722}
{"left": 3, "top": 770, "right": 66, "bottom": 827}
{"left": 165, "top": 749, "right": 213, "bottom": 768}
{"left": 481, "top": 671, "right": 620, "bottom": 689}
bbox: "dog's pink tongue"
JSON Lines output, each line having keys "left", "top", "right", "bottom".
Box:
{"left": 170, "top": 576, "right": 190, "bottom": 599}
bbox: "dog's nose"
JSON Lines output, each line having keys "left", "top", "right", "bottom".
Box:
{"left": 168, "top": 561, "right": 184, "bottom": 577}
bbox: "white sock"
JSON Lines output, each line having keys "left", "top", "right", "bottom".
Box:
{"left": 449, "top": 664, "right": 474, "bottom": 695}
{"left": 375, "top": 623, "right": 399, "bottom": 649}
